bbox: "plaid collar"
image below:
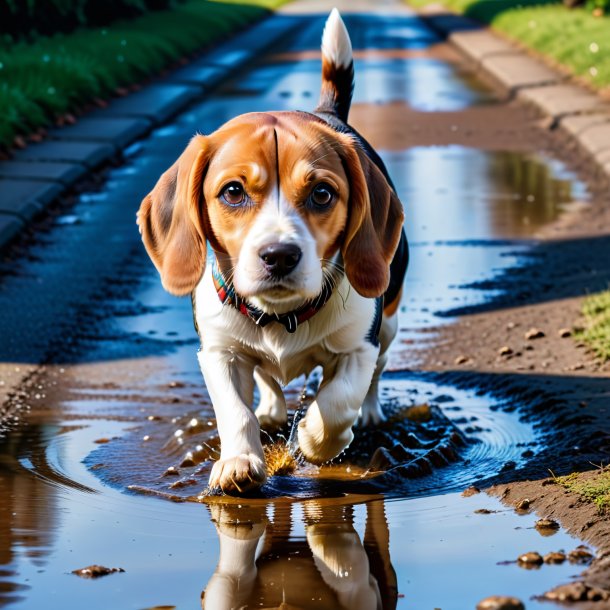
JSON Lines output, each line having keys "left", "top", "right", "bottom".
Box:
{"left": 212, "top": 261, "right": 336, "bottom": 333}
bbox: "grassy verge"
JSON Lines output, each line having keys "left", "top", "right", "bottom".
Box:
{"left": 0, "top": 0, "right": 287, "bottom": 150}
{"left": 407, "top": 0, "right": 610, "bottom": 91}
{"left": 556, "top": 468, "right": 610, "bottom": 513}
{"left": 579, "top": 290, "right": 610, "bottom": 361}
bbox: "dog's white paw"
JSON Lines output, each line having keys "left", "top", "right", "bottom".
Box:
{"left": 209, "top": 453, "right": 266, "bottom": 495}
{"left": 357, "top": 397, "right": 386, "bottom": 428}
{"left": 297, "top": 404, "right": 354, "bottom": 464}
{"left": 255, "top": 404, "right": 287, "bottom": 430}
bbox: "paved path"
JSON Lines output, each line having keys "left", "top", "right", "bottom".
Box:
{"left": 1, "top": 0, "right": 609, "bottom": 256}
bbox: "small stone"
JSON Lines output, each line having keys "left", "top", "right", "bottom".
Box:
{"left": 94, "top": 438, "right": 110, "bottom": 444}
{"left": 525, "top": 328, "right": 545, "bottom": 340}
{"left": 476, "top": 595, "right": 525, "bottom": 610}
{"left": 455, "top": 355, "right": 469, "bottom": 365}
{"left": 518, "top": 551, "right": 543, "bottom": 566}
{"left": 72, "top": 565, "right": 125, "bottom": 578}
{"left": 568, "top": 546, "right": 594, "bottom": 564}
{"left": 536, "top": 518, "right": 559, "bottom": 531}
{"left": 515, "top": 499, "right": 530, "bottom": 510}
{"left": 462, "top": 485, "right": 481, "bottom": 497}
{"left": 475, "top": 508, "right": 497, "bottom": 514}
{"left": 147, "top": 415, "right": 162, "bottom": 421}
{"left": 558, "top": 328, "right": 572, "bottom": 338}
{"left": 180, "top": 452, "right": 196, "bottom": 468}
{"left": 498, "top": 346, "right": 513, "bottom": 356}
{"left": 163, "top": 466, "right": 180, "bottom": 477}
{"left": 544, "top": 551, "right": 566, "bottom": 564}
{"left": 500, "top": 460, "right": 516, "bottom": 472}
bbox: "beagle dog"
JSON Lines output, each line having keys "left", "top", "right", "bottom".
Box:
{"left": 137, "top": 9, "right": 408, "bottom": 494}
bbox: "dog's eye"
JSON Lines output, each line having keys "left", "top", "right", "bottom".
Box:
{"left": 221, "top": 182, "right": 246, "bottom": 206}
{"left": 310, "top": 183, "right": 335, "bottom": 209}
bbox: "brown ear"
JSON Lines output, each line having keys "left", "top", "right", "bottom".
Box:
{"left": 137, "top": 135, "right": 209, "bottom": 296}
{"left": 340, "top": 139, "right": 405, "bottom": 298}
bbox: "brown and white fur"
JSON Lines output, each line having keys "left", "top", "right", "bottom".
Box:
{"left": 137, "top": 9, "right": 408, "bottom": 494}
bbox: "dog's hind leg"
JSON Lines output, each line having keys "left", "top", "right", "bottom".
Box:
{"left": 358, "top": 312, "right": 398, "bottom": 427}
{"left": 254, "top": 367, "right": 287, "bottom": 429}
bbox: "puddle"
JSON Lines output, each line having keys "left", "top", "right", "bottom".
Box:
{"left": 0, "top": 8, "right": 592, "bottom": 610}
{"left": 0, "top": 409, "right": 589, "bottom": 609}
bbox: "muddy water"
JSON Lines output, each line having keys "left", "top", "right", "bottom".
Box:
{"left": 0, "top": 7, "right": 592, "bottom": 610}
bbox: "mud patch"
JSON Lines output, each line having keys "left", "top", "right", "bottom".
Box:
{"left": 85, "top": 374, "right": 538, "bottom": 501}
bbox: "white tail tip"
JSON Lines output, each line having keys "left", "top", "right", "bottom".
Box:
{"left": 321, "top": 8, "right": 352, "bottom": 69}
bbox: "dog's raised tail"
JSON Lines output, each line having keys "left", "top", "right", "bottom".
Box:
{"left": 316, "top": 8, "right": 354, "bottom": 123}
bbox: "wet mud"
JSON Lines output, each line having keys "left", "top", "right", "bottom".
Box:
{"left": 0, "top": 2, "right": 608, "bottom": 609}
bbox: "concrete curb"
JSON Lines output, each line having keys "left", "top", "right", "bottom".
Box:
{"left": 421, "top": 8, "right": 610, "bottom": 177}
{"left": 0, "top": 12, "right": 301, "bottom": 252}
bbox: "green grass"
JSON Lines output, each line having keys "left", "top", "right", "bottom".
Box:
{"left": 556, "top": 468, "right": 610, "bottom": 513}
{"left": 579, "top": 290, "right": 610, "bottom": 361}
{"left": 0, "top": 0, "right": 287, "bottom": 149}
{"left": 407, "top": 0, "right": 610, "bottom": 90}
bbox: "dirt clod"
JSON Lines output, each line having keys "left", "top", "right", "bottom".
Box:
{"left": 558, "top": 328, "right": 572, "bottom": 338}
{"left": 536, "top": 518, "right": 560, "bottom": 531}
{"left": 72, "top": 565, "right": 125, "bottom": 578}
{"left": 476, "top": 595, "right": 525, "bottom": 610}
{"left": 515, "top": 499, "right": 530, "bottom": 510}
{"left": 525, "top": 328, "right": 545, "bottom": 340}
{"left": 517, "top": 551, "right": 543, "bottom": 566}
{"left": 455, "top": 355, "right": 470, "bottom": 365}
{"left": 462, "top": 485, "right": 481, "bottom": 497}
{"left": 499, "top": 346, "right": 513, "bottom": 356}
{"left": 568, "top": 546, "right": 594, "bottom": 564}
{"left": 544, "top": 551, "right": 566, "bottom": 564}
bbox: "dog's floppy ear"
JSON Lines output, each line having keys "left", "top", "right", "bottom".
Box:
{"left": 137, "top": 135, "right": 210, "bottom": 296}
{"left": 339, "top": 138, "right": 404, "bottom": 298}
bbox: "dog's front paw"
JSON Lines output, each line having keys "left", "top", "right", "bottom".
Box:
{"left": 297, "top": 404, "right": 354, "bottom": 464}
{"left": 209, "top": 454, "right": 266, "bottom": 495}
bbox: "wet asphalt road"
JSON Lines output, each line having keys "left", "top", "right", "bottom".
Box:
{"left": 0, "top": 1, "right": 591, "bottom": 608}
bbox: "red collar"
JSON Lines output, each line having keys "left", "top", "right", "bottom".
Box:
{"left": 212, "top": 262, "right": 335, "bottom": 333}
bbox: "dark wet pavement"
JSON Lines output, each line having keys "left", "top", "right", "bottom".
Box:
{"left": 0, "top": 1, "right": 593, "bottom": 608}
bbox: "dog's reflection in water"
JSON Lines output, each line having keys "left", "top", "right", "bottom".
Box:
{"left": 202, "top": 496, "right": 397, "bottom": 610}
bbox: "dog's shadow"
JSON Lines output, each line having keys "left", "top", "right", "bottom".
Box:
{"left": 201, "top": 494, "right": 397, "bottom": 610}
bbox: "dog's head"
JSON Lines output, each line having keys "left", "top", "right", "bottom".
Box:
{"left": 137, "top": 111, "right": 403, "bottom": 312}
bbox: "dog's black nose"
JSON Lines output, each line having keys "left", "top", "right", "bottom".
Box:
{"left": 259, "top": 243, "right": 302, "bottom": 277}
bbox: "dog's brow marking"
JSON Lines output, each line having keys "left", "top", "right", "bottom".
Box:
{"left": 273, "top": 127, "right": 280, "bottom": 210}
